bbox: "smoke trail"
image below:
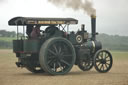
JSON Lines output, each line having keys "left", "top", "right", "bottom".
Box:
{"left": 0, "top": 0, "right": 6, "bottom": 3}
{"left": 0, "top": 0, "right": 4, "bottom": 2}
{"left": 48, "top": 0, "right": 96, "bottom": 16}
{"left": 0, "top": 0, "right": 3, "bottom": 2}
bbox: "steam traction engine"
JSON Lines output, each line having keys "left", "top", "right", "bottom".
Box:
{"left": 8, "top": 15, "right": 113, "bottom": 75}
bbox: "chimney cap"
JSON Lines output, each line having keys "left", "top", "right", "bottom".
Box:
{"left": 91, "top": 15, "right": 96, "bottom": 18}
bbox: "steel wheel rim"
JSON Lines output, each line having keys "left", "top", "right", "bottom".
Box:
{"left": 78, "top": 58, "right": 93, "bottom": 71}
{"left": 39, "top": 37, "right": 76, "bottom": 75}
{"left": 94, "top": 50, "right": 113, "bottom": 73}
{"left": 46, "top": 41, "right": 74, "bottom": 74}
{"left": 26, "top": 66, "right": 45, "bottom": 73}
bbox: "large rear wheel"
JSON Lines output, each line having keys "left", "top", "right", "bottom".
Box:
{"left": 39, "top": 37, "right": 76, "bottom": 75}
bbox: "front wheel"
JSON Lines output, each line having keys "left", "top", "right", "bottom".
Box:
{"left": 93, "top": 49, "right": 113, "bottom": 73}
{"left": 78, "top": 57, "right": 93, "bottom": 71}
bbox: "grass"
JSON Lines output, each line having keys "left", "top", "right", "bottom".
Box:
{"left": 0, "top": 49, "right": 127, "bottom": 60}
{"left": 0, "top": 37, "right": 16, "bottom": 42}
{"left": 111, "top": 51, "right": 128, "bottom": 60}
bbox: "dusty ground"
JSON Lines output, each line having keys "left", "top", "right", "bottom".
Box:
{"left": 0, "top": 50, "right": 128, "bottom": 85}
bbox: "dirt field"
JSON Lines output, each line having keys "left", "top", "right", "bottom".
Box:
{"left": 0, "top": 50, "right": 128, "bottom": 85}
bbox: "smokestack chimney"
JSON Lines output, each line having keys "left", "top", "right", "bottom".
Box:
{"left": 91, "top": 15, "right": 96, "bottom": 40}
{"left": 81, "top": 24, "right": 85, "bottom": 31}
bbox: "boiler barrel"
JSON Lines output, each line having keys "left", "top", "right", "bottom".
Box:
{"left": 83, "top": 41, "right": 102, "bottom": 53}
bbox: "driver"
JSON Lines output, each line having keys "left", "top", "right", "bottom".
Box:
{"left": 26, "top": 25, "right": 34, "bottom": 38}
{"left": 45, "top": 25, "right": 59, "bottom": 36}
{"left": 30, "top": 25, "right": 41, "bottom": 39}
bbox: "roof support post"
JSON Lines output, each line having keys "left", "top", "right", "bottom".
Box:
{"left": 67, "top": 24, "right": 69, "bottom": 34}
{"left": 17, "top": 25, "right": 19, "bottom": 40}
{"left": 23, "top": 25, "right": 25, "bottom": 39}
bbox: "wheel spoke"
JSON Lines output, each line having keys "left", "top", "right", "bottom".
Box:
{"left": 57, "top": 42, "right": 62, "bottom": 53}
{"left": 102, "top": 52, "right": 104, "bottom": 59}
{"left": 105, "top": 63, "right": 108, "bottom": 69}
{"left": 48, "top": 56, "right": 55, "bottom": 59}
{"left": 57, "top": 62, "right": 63, "bottom": 72}
{"left": 103, "top": 64, "right": 104, "bottom": 71}
{"left": 106, "top": 60, "right": 110, "bottom": 62}
{"left": 61, "top": 54, "right": 72, "bottom": 59}
{"left": 62, "top": 44, "right": 68, "bottom": 51}
{"left": 100, "top": 52, "right": 103, "bottom": 59}
{"left": 53, "top": 45, "right": 58, "bottom": 53}
{"left": 106, "top": 62, "right": 110, "bottom": 66}
{"left": 96, "top": 59, "right": 101, "bottom": 62}
{"left": 53, "top": 63, "right": 56, "bottom": 72}
{"left": 48, "top": 49, "right": 56, "bottom": 55}
{"left": 61, "top": 59, "right": 70, "bottom": 66}
{"left": 105, "top": 56, "right": 109, "bottom": 59}
{"left": 97, "top": 56, "right": 101, "bottom": 59}
{"left": 100, "top": 64, "right": 103, "bottom": 70}
{"left": 62, "top": 54, "right": 72, "bottom": 57}
{"left": 97, "top": 62, "right": 101, "bottom": 67}
{"left": 105, "top": 53, "right": 109, "bottom": 59}
{"left": 104, "top": 53, "right": 107, "bottom": 59}
{"left": 48, "top": 59, "right": 54, "bottom": 65}
{"left": 58, "top": 47, "right": 62, "bottom": 53}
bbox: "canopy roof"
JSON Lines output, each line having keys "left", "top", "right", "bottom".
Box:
{"left": 8, "top": 17, "right": 78, "bottom": 26}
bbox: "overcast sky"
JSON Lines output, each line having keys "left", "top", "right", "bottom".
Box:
{"left": 0, "top": 0, "right": 128, "bottom": 36}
